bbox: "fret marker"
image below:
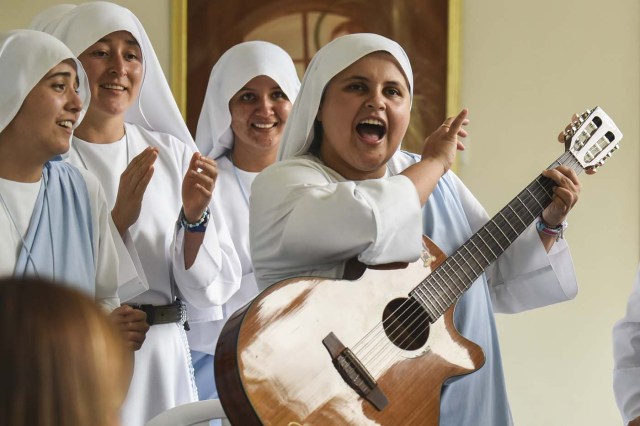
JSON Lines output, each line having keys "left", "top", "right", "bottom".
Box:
{"left": 420, "top": 247, "right": 436, "bottom": 269}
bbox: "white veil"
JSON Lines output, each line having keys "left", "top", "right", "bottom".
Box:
{"left": 195, "top": 41, "right": 300, "bottom": 159}
{"left": 0, "top": 29, "right": 90, "bottom": 133}
{"left": 277, "top": 33, "right": 413, "bottom": 161}
{"left": 31, "top": 1, "right": 195, "bottom": 150}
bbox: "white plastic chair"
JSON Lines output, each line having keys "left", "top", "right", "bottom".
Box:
{"left": 145, "top": 399, "right": 231, "bottom": 426}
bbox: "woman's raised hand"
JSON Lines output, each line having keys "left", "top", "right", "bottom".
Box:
{"left": 182, "top": 152, "right": 218, "bottom": 223}
{"left": 111, "top": 147, "right": 158, "bottom": 236}
{"left": 420, "top": 108, "right": 469, "bottom": 176}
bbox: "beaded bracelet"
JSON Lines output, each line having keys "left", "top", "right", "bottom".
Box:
{"left": 536, "top": 215, "right": 567, "bottom": 241}
{"left": 179, "top": 207, "right": 210, "bottom": 233}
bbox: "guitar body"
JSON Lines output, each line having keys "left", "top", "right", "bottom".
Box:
{"left": 215, "top": 236, "right": 485, "bottom": 425}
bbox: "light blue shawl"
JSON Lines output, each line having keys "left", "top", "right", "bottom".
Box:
{"left": 15, "top": 161, "right": 96, "bottom": 297}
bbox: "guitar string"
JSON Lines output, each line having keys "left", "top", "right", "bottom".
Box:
{"left": 358, "top": 172, "right": 559, "bottom": 377}
{"left": 297, "top": 125, "right": 612, "bottom": 403}
{"left": 352, "top": 165, "right": 547, "bottom": 365}
{"left": 289, "top": 171, "right": 559, "bottom": 402}
{"left": 290, "top": 150, "right": 584, "bottom": 405}
{"left": 350, "top": 153, "right": 582, "bottom": 378}
{"left": 292, "top": 151, "right": 586, "bottom": 406}
{"left": 384, "top": 139, "right": 600, "bottom": 366}
{"left": 354, "top": 120, "right": 612, "bottom": 376}
{"left": 363, "top": 154, "right": 584, "bottom": 377}
{"left": 354, "top": 175, "right": 551, "bottom": 373}
{"left": 362, "top": 154, "right": 584, "bottom": 377}
{"left": 334, "top": 139, "right": 603, "bottom": 403}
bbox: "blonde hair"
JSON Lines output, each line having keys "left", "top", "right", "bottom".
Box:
{"left": 0, "top": 277, "right": 131, "bottom": 426}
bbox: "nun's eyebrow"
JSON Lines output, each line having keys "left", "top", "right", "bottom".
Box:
{"left": 46, "top": 70, "right": 80, "bottom": 89}
{"left": 341, "top": 75, "right": 404, "bottom": 86}
{"left": 46, "top": 71, "right": 73, "bottom": 79}
{"left": 238, "top": 85, "right": 282, "bottom": 91}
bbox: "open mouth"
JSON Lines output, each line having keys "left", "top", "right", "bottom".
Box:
{"left": 57, "top": 120, "right": 73, "bottom": 129}
{"left": 356, "top": 118, "right": 386, "bottom": 143}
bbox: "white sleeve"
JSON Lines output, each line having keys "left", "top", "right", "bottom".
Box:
{"left": 170, "top": 142, "right": 242, "bottom": 309}
{"left": 451, "top": 173, "right": 578, "bottom": 313}
{"left": 613, "top": 266, "right": 640, "bottom": 424}
{"left": 172, "top": 210, "right": 242, "bottom": 309}
{"left": 110, "top": 224, "right": 149, "bottom": 302}
{"left": 250, "top": 161, "right": 423, "bottom": 286}
{"left": 82, "top": 170, "right": 120, "bottom": 312}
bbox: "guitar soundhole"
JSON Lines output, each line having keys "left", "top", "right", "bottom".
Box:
{"left": 382, "top": 298, "right": 430, "bottom": 351}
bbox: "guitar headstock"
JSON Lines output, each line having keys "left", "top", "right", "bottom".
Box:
{"left": 564, "top": 106, "right": 622, "bottom": 171}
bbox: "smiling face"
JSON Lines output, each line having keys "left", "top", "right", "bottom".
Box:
{"left": 77, "top": 30, "right": 142, "bottom": 123}
{"left": 2, "top": 59, "right": 82, "bottom": 162}
{"left": 316, "top": 52, "right": 411, "bottom": 180}
{"left": 229, "top": 75, "right": 292, "bottom": 158}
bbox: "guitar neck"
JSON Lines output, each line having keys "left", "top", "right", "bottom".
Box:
{"left": 411, "top": 150, "right": 583, "bottom": 320}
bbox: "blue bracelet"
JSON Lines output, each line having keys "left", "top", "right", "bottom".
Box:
{"left": 179, "top": 207, "right": 210, "bottom": 233}
{"left": 536, "top": 215, "right": 567, "bottom": 241}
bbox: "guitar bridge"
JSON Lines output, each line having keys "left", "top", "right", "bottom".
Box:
{"left": 322, "top": 332, "right": 389, "bottom": 411}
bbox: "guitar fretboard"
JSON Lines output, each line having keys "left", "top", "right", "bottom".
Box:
{"left": 410, "top": 151, "right": 582, "bottom": 320}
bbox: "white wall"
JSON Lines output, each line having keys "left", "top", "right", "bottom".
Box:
{"left": 460, "top": 1, "right": 640, "bottom": 425}
{"left": 3, "top": 1, "right": 639, "bottom": 424}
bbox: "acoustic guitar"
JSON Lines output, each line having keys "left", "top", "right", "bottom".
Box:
{"left": 215, "top": 107, "right": 622, "bottom": 425}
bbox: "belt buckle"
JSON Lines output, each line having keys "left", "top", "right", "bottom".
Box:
{"left": 126, "top": 300, "right": 189, "bottom": 330}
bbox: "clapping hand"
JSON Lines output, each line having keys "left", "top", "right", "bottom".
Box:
{"left": 182, "top": 152, "right": 218, "bottom": 223}
{"left": 111, "top": 147, "right": 158, "bottom": 236}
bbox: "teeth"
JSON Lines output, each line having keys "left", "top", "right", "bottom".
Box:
{"left": 359, "top": 118, "right": 384, "bottom": 127}
{"left": 253, "top": 123, "right": 276, "bottom": 129}
{"left": 58, "top": 121, "right": 73, "bottom": 128}
{"left": 102, "top": 84, "right": 125, "bottom": 90}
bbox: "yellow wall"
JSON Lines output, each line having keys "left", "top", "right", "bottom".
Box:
{"left": 460, "top": 1, "right": 639, "bottom": 425}
{"left": 6, "top": 0, "right": 171, "bottom": 74}
{"left": 3, "top": 1, "right": 639, "bottom": 424}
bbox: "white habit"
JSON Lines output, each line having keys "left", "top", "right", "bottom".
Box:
{"left": 0, "top": 29, "right": 119, "bottom": 311}
{"left": 189, "top": 40, "right": 300, "bottom": 356}
{"left": 32, "top": 3, "right": 242, "bottom": 424}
